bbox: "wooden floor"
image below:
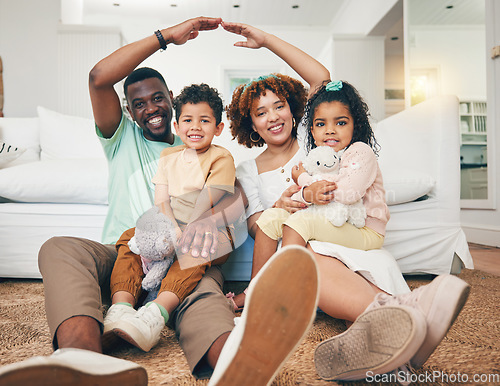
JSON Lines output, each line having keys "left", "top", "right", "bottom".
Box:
{"left": 468, "top": 242, "right": 500, "bottom": 276}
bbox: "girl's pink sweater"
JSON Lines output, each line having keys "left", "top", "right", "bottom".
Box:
{"left": 296, "top": 142, "right": 390, "bottom": 235}
{"left": 331, "top": 142, "right": 389, "bottom": 235}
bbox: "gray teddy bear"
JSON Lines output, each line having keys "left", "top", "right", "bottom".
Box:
{"left": 128, "top": 206, "right": 177, "bottom": 302}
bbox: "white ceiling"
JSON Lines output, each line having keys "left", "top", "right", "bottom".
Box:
{"left": 409, "top": 0, "right": 484, "bottom": 25}
{"left": 82, "top": 0, "right": 485, "bottom": 29}
{"left": 82, "top": 0, "right": 346, "bottom": 28}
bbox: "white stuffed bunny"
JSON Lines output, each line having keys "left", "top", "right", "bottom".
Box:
{"left": 128, "top": 206, "right": 177, "bottom": 301}
{"left": 294, "top": 146, "right": 366, "bottom": 228}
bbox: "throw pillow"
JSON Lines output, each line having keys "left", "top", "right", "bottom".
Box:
{"left": 383, "top": 168, "right": 435, "bottom": 205}
{"left": 0, "top": 142, "right": 26, "bottom": 167}
{"left": 37, "top": 106, "right": 105, "bottom": 160}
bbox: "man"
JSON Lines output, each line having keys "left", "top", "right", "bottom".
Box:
{"left": 0, "top": 17, "right": 321, "bottom": 386}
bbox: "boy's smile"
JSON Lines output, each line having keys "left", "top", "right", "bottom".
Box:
{"left": 174, "top": 102, "right": 224, "bottom": 154}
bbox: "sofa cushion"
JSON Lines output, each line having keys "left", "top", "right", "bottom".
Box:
{"left": 37, "top": 106, "right": 105, "bottom": 160}
{"left": 0, "top": 142, "right": 26, "bottom": 167}
{"left": 383, "top": 168, "right": 435, "bottom": 205}
{"left": 0, "top": 159, "right": 108, "bottom": 204}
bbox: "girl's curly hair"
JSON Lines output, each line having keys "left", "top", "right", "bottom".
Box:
{"left": 304, "top": 80, "right": 380, "bottom": 155}
{"left": 226, "top": 74, "right": 307, "bottom": 148}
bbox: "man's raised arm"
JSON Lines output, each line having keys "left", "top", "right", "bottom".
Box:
{"left": 88, "top": 17, "right": 221, "bottom": 138}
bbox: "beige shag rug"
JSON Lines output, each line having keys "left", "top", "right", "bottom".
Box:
{"left": 0, "top": 269, "right": 499, "bottom": 385}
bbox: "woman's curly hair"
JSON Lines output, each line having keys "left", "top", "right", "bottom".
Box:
{"left": 303, "top": 80, "right": 380, "bottom": 155}
{"left": 226, "top": 74, "right": 307, "bottom": 148}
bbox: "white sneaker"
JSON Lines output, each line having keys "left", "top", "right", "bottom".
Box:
{"left": 314, "top": 305, "right": 427, "bottom": 381}
{"left": 102, "top": 304, "right": 137, "bottom": 350}
{"left": 368, "top": 274, "right": 470, "bottom": 368}
{"left": 209, "top": 245, "right": 320, "bottom": 386}
{"left": 0, "top": 348, "right": 147, "bottom": 386}
{"left": 112, "top": 303, "right": 165, "bottom": 352}
{"left": 103, "top": 304, "right": 137, "bottom": 334}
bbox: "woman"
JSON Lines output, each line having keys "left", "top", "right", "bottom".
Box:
{"left": 222, "top": 21, "right": 470, "bottom": 382}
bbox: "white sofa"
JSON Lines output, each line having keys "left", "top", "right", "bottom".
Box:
{"left": 0, "top": 107, "right": 108, "bottom": 278}
{"left": 0, "top": 97, "right": 473, "bottom": 279}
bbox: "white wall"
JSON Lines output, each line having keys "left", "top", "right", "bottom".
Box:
{"left": 57, "top": 25, "right": 122, "bottom": 118}
{"left": 330, "top": 36, "right": 386, "bottom": 122}
{"left": 409, "top": 26, "right": 486, "bottom": 99}
{"left": 331, "top": 0, "right": 399, "bottom": 35}
{"left": 384, "top": 54, "right": 405, "bottom": 117}
{"left": 385, "top": 55, "right": 404, "bottom": 89}
{"left": 0, "top": 0, "right": 60, "bottom": 117}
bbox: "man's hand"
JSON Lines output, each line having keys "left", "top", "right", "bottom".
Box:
{"left": 273, "top": 185, "right": 307, "bottom": 213}
{"left": 167, "top": 17, "right": 222, "bottom": 46}
{"left": 178, "top": 217, "right": 218, "bottom": 259}
{"left": 303, "top": 180, "right": 337, "bottom": 205}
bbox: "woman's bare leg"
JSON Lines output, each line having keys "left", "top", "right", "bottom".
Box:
{"left": 231, "top": 228, "right": 279, "bottom": 308}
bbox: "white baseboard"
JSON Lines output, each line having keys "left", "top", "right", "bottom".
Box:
{"left": 462, "top": 224, "right": 500, "bottom": 247}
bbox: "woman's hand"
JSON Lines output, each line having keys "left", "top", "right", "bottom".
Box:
{"left": 273, "top": 185, "right": 307, "bottom": 213}
{"left": 303, "top": 180, "right": 337, "bottom": 205}
{"left": 178, "top": 217, "right": 218, "bottom": 259}
{"left": 221, "top": 21, "right": 268, "bottom": 49}
{"left": 291, "top": 162, "right": 306, "bottom": 184}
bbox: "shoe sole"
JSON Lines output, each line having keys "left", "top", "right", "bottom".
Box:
{"left": 213, "top": 245, "right": 320, "bottom": 386}
{"left": 101, "top": 330, "right": 122, "bottom": 353}
{"left": 112, "top": 324, "right": 157, "bottom": 352}
{"left": 0, "top": 365, "right": 147, "bottom": 386}
{"left": 411, "top": 275, "right": 471, "bottom": 368}
{"left": 314, "top": 306, "right": 426, "bottom": 381}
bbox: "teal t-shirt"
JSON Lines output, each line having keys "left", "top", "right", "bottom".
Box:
{"left": 97, "top": 112, "right": 183, "bottom": 244}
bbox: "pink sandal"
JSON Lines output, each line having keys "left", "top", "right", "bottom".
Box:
{"left": 226, "top": 288, "right": 247, "bottom": 312}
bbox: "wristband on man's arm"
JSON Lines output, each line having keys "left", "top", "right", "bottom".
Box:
{"left": 155, "top": 30, "right": 167, "bottom": 51}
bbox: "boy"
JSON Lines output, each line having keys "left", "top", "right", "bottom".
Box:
{"left": 105, "top": 83, "right": 236, "bottom": 353}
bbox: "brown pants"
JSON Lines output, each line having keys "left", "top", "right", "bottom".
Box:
{"left": 38, "top": 236, "right": 235, "bottom": 378}
{"left": 110, "top": 227, "right": 231, "bottom": 304}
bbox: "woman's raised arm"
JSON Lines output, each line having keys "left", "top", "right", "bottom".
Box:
{"left": 222, "top": 21, "right": 330, "bottom": 96}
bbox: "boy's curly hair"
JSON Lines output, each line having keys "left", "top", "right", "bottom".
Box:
{"left": 304, "top": 80, "right": 380, "bottom": 155}
{"left": 173, "top": 83, "right": 224, "bottom": 125}
{"left": 226, "top": 74, "right": 307, "bottom": 148}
